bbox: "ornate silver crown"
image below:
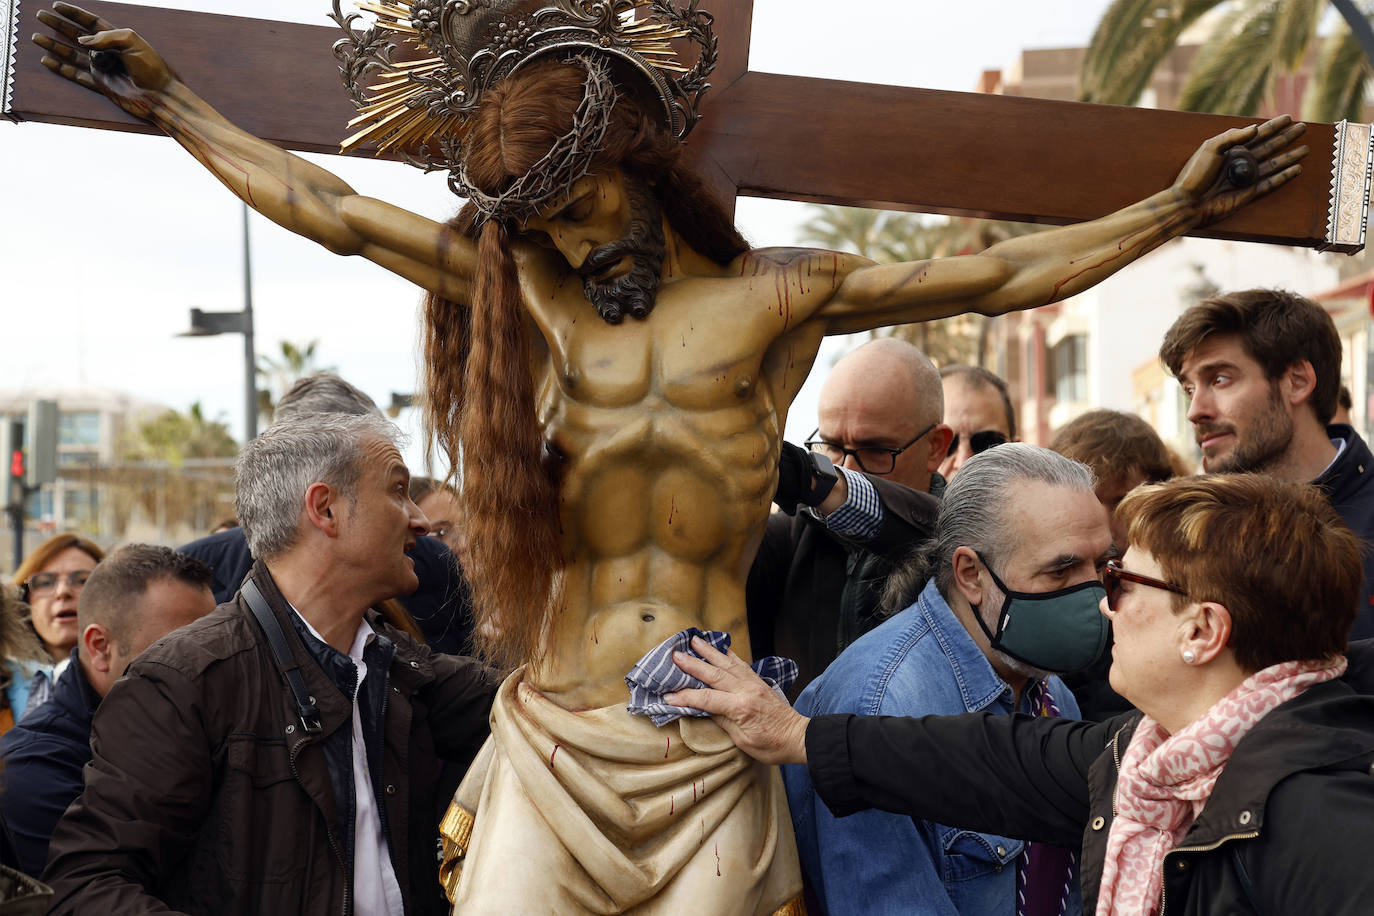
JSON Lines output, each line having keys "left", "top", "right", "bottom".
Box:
{"left": 331, "top": 0, "right": 717, "bottom": 214}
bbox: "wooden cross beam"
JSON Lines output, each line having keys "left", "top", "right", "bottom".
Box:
{"left": 3, "top": 0, "right": 1370, "bottom": 252}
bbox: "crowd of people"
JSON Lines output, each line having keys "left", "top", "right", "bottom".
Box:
{"left": 0, "top": 285, "right": 1370, "bottom": 914}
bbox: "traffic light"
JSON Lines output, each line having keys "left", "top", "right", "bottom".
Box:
{"left": 1, "top": 419, "right": 22, "bottom": 509}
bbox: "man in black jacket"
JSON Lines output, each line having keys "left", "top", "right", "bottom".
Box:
{"left": 44, "top": 413, "right": 498, "bottom": 915}
{"left": 1159, "top": 288, "right": 1374, "bottom": 637}
{"left": 747, "top": 339, "right": 944, "bottom": 695}
{"left": 0, "top": 545, "right": 215, "bottom": 876}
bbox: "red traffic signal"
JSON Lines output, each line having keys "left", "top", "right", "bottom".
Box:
{"left": 8, "top": 449, "right": 21, "bottom": 479}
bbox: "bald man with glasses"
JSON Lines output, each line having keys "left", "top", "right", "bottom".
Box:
{"left": 748, "top": 339, "right": 944, "bottom": 695}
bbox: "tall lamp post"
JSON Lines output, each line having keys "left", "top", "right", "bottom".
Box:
{"left": 179, "top": 203, "right": 257, "bottom": 443}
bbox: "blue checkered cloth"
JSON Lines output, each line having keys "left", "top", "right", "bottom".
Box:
{"left": 625, "top": 628, "right": 799, "bottom": 726}
{"left": 812, "top": 467, "right": 882, "bottom": 540}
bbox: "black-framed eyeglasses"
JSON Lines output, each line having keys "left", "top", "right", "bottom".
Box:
{"left": 25, "top": 570, "right": 92, "bottom": 596}
{"left": 804, "top": 423, "right": 937, "bottom": 475}
{"left": 948, "top": 429, "right": 1009, "bottom": 456}
{"left": 1102, "top": 559, "right": 1188, "bottom": 611}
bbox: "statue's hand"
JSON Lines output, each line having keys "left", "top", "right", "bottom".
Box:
{"left": 32, "top": 3, "right": 177, "bottom": 120}
{"left": 1172, "top": 115, "right": 1308, "bottom": 225}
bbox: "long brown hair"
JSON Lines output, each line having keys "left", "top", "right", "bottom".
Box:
{"left": 424, "top": 57, "right": 748, "bottom": 669}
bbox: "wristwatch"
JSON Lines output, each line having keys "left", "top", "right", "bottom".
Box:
{"left": 806, "top": 451, "right": 840, "bottom": 506}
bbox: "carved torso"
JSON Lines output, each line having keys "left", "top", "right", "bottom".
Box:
{"left": 514, "top": 244, "right": 860, "bottom": 707}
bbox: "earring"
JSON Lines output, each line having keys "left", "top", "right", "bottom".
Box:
{"left": 1182, "top": 650, "right": 1197, "bottom": 664}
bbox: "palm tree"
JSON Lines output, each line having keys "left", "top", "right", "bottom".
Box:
{"left": 797, "top": 206, "right": 1042, "bottom": 367}
{"left": 108, "top": 402, "right": 240, "bottom": 538}
{"left": 1079, "top": 0, "right": 1374, "bottom": 123}
{"left": 255, "top": 339, "right": 336, "bottom": 424}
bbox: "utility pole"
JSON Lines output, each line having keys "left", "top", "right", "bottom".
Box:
{"left": 180, "top": 202, "right": 258, "bottom": 443}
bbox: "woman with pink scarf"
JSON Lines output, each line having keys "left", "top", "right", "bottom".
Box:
{"left": 671, "top": 473, "right": 1374, "bottom": 915}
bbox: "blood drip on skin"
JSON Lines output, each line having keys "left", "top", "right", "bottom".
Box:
{"left": 665, "top": 736, "right": 671, "bottom": 758}
{"left": 550, "top": 745, "right": 559, "bottom": 769}
{"left": 670, "top": 796, "right": 675, "bottom": 815}
{"left": 715, "top": 842, "right": 721, "bottom": 877}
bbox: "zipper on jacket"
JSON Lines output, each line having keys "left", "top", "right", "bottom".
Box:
{"left": 1109, "top": 722, "right": 1128, "bottom": 816}
{"left": 1156, "top": 832, "right": 1259, "bottom": 915}
{"left": 290, "top": 734, "right": 353, "bottom": 916}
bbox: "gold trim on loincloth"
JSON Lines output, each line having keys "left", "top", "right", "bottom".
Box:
{"left": 771, "top": 896, "right": 807, "bottom": 916}
{"left": 439, "top": 802, "right": 475, "bottom": 903}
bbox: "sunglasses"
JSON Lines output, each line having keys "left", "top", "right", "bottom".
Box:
{"left": 1102, "top": 559, "right": 1188, "bottom": 611}
{"left": 949, "top": 429, "right": 1008, "bottom": 455}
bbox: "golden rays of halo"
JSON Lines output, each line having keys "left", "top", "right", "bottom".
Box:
{"left": 340, "top": 0, "right": 690, "bottom": 155}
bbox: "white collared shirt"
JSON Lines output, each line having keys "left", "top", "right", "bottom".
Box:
{"left": 294, "top": 612, "right": 405, "bottom": 916}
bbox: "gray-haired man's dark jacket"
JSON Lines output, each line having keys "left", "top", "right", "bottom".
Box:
{"left": 43, "top": 563, "right": 498, "bottom": 916}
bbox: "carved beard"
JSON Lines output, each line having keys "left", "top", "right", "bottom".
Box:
{"left": 579, "top": 178, "right": 666, "bottom": 324}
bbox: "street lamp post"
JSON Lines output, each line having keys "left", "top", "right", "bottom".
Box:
{"left": 179, "top": 203, "right": 258, "bottom": 443}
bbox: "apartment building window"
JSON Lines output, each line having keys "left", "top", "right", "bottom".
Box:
{"left": 1053, "top": 335, "right": 1088, "bottom": 403}
{"left": 59, "top": 411, "right": 101, "bottom": 447}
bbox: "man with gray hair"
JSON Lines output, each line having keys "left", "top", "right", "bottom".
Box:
{"left": 0, "top": 544, "right": 216, "bottom": 876}
{"left": 44, "top": 414, "right": 498, "bottom": 916}
{"left": 181, "top": 372, "right": 474, "bottom": 655}
{"left": 782, "top": 444, "right": 1110, "bottom": 915}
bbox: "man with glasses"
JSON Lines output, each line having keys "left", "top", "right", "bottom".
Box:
{"left": 774, "top": 444, "right": 1106, "bottom": 915}
{"left": 939, "top": 365, "right": 1017, "bottom": 479}
{"left": 748, "top": 340, "right": 944, "bottom": 695}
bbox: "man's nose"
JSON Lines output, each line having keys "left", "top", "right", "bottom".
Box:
{"left": 1099, "top": 594, "right": 1114, "bottom": 620}
{"left": 551, "top": 228, "right": 595, "bottom": 270}
{"left": 840, "top": 453, "right": 864, "bottom": 473}
{"left": 1186, "top": 390, "right": 1213, "bottom": 424}
{"left": 948, "top": 442, "right": 973, "bottom": 475}
{"left": 409, "top": 500, "right": 430, "bottom": 534}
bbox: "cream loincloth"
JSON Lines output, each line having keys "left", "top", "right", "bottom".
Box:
{"left": 441, "top": 669, "right": 804, "bottom": 915}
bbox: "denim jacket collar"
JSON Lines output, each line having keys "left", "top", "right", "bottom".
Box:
{"left": 915, "top": 579, "right": 1016, "bottom": 715}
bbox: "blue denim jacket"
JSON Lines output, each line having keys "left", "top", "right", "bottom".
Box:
{"left": 783, "top": 579, "right": 1083, "bottom": 916}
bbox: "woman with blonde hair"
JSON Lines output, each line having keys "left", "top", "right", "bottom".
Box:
{"left": 7, "top": 534, "right": 104, "bottom": 719}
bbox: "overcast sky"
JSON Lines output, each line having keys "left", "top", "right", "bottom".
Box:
{"left": 0, "top": 0, "right": 1115, "bottom": 474}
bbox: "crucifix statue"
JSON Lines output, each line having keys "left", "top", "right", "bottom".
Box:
{"left": 16, "top": 0, "right": 1343, "bottom": 913}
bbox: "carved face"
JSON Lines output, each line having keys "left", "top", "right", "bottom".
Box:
{"left": 522, "top": 169, "right": 666, "bottom": 324}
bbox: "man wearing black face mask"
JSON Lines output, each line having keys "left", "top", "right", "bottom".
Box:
{"left": 776, "top": 444, "right": 1111, "bottom": 916}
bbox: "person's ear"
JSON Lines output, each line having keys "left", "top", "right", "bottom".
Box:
{"left": 303, "top": 482, "right": 341, "bottom": 538}
{"left": 951, "top": 546, "right": 985, "bottom": 608}
{"left": 1282, "top": 360, "right": 1318, "bottom": 412}
{"left": 926, "top": 425, "right": 954, "bottom": 472}
{"left": 81, "top": 623, "right": 115, "bottom": 675}
{"left": 1179, "top": 600, "right": 1233, "bottom": 666}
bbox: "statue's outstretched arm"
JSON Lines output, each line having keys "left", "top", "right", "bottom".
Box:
{"left": 819, "top": 117, "right": 1307, "bottom": 335}
{"left": 32, "top": 3, "right": 474, "bottom": 304}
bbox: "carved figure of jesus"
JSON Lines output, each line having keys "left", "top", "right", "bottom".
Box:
{"left": 33, "top": 3, "right": 1305, "bottom": 912}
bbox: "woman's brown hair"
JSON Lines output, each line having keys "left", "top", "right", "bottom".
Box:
{"left": 14, "top": 533, "right": 104, "bottom": 593}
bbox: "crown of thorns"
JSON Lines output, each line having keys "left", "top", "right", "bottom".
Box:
{"left": 330, "top": 0, "right": 718, "bottom": 218}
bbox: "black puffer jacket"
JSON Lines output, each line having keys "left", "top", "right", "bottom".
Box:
{"left": 807, "top": 679, "right": 1374, "bottom": 915}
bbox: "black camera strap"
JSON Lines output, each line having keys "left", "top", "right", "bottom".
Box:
{"left": 242, "top": 578, "right": 323, "bottom": 734}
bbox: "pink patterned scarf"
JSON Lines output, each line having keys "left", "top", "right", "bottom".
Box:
{"left": 1095, "top": 655, "right": 1347, "bottom": 916}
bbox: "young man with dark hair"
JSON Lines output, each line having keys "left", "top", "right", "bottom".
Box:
{"left": 1158, "top": 288, "right": 1374, "bottom": 637}
{"left": 0, "top": 544, "right": 216, "bottom": 876}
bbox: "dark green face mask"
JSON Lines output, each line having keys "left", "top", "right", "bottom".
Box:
{"left": 971, "top": 551, "right": 1109, "bottom": 675}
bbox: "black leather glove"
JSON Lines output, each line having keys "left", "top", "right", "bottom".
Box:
{"left": 774, "top": 442, "right": 813, "bottom": 516}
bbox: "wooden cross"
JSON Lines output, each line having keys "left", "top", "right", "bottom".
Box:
{"left": 3, "top": 0, "right": 1370, "bottom": 252}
